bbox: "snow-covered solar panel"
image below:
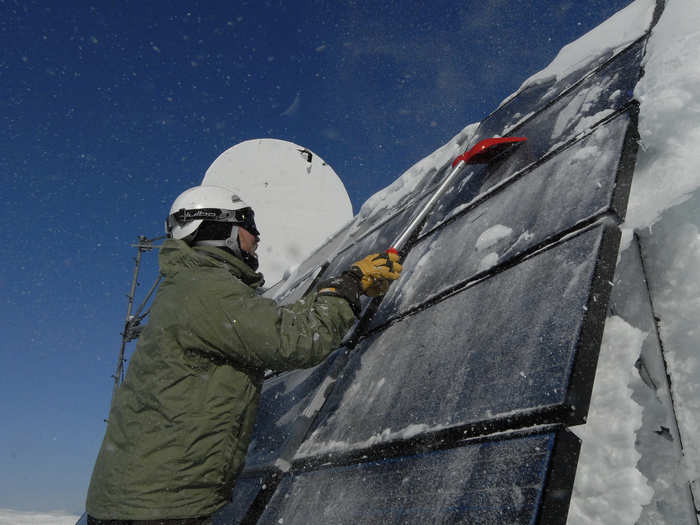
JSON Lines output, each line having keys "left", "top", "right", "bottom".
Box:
{"left": 226, "top": 11, "right": 651, "bottom": 525}
{"left": 296, "top": 223, "right": 617, "bottom": 460}
{"left": 260, "top": 428, "right": 579, "bottom": 525}
{"left": 371, "top": 109, "right": 638, "bottom": 328}
{"left": 476, "top": 38, "right": 645, "bottom": 170}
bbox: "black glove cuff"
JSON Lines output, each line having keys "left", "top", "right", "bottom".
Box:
{"left": 317, "top": 270, "right": 362, "bottom": 316}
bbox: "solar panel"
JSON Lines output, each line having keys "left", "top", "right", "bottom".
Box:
{"left": 372, "top": 109, "right": 637, "bottom": 328}
{"left": 478, "top": 38, "right": 645, "bottom": 162}
{"left": 261, "top": 428, "right": 579, "bottom": 525}
{"left": 296, "top": 223, "right": 617, "bottom": 460}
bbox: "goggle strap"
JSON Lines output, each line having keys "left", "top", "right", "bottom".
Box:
{"left": 166, "top": 207, "right": 258, "bottom": 236}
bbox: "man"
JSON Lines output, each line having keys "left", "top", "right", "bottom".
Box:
{"left": 86, "top": 185, "right": 402, "bottom": 524}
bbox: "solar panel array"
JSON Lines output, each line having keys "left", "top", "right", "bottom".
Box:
{"left": 207, "top": 29, "right": 650, "bottom": 525}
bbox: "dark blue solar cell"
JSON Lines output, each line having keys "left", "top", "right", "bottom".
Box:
{"left": 244, "top": 347, "right": 346, "bottom": 471}
{"left": 373, "top": 110, "right": 636, "bottom": 328}
{"left": 261, "top": 430, "right": 578, "bottom": 525}
{"left": 297, "top": 224, "right": 617, "bottom": 457}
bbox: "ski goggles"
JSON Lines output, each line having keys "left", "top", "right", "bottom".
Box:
{"left": 167, "top": 207, "right": 260, "bottom": 237}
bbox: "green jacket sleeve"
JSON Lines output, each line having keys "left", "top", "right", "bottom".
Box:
{"left": 172, "top": 268, "right": 357, "bottom": 372}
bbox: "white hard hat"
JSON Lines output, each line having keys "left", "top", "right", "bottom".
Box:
{"left": 165, "top": 185, "right": 257, "bottom": 240}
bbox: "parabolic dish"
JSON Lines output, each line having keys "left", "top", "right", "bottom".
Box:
{"left": 203, "top": 139, "right": 353, "bottom": 287}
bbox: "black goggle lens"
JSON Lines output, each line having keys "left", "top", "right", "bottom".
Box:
{"left": 234, "top": 207, "right": 260, "bottom": 237}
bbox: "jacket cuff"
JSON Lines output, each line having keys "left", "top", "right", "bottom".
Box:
{"left": 316, "top": 269, "right": 362, "bottom": 316}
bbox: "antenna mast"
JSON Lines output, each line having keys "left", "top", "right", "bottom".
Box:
{"left": 112, "top": 235, "right": 164, "bottom": 399}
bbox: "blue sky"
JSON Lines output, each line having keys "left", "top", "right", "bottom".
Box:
{"left": 0, "top": 0, "right": 634, "bottom": 514}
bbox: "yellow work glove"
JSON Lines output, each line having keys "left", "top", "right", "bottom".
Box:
{"left": 351, "top": 250, "right": 403, "bottom": 297}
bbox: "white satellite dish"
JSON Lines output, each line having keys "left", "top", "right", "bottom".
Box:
{"left": 203, "top": 139, "right": 353, "bottom": 286}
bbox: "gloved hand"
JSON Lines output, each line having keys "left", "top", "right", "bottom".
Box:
{"left": 317, "top": 250, "right": 403, "bottom": 315}
{"left": 351, "top": 250, "right": 403, "bottom": 297}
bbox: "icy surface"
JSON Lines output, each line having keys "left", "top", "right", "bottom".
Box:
{"left": 568, "top": 316, "right": 653, "bottom": 524}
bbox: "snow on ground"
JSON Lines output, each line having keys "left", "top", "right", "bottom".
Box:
{"left": 0, "top": 509, "right": 79, "bottom": 525}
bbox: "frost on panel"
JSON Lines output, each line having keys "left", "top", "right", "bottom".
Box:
{"left": 375, "top": 113, "right": 631, "bottom": 325}
{"left": 266, "top": 432, "right": 559, "bottom": 525}
{"left": 299, "top": 226, "right": 612, "bottom": 458}
{"left": 486, "top": 0, "right": 653, "bottom": 145}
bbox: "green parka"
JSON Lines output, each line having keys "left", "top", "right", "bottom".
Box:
{"left": 86, "top": 240, "right": 356, "bottom": 520}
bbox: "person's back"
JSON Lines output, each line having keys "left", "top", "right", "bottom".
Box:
{"left": 86, "top": 185, "right": 402, "bottom": 524}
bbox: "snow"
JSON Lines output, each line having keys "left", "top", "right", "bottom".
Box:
{"left": 568, "top": 316, "right": 653, "bottom": 524}
{"left": 0, "top": 509, "right": 79, "bottom": 525}
{"left": 296, "top": 422, "right": 450, "bottom": 459}
{"left": 623, "top": 0, "right": 700, "bottom": 242}
{"left": 474, "top": 224, "right": 513, "bottom": 252}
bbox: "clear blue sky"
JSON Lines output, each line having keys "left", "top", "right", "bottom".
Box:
{"left": 0, "top": 0, "right": 634, "bottom": 514}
